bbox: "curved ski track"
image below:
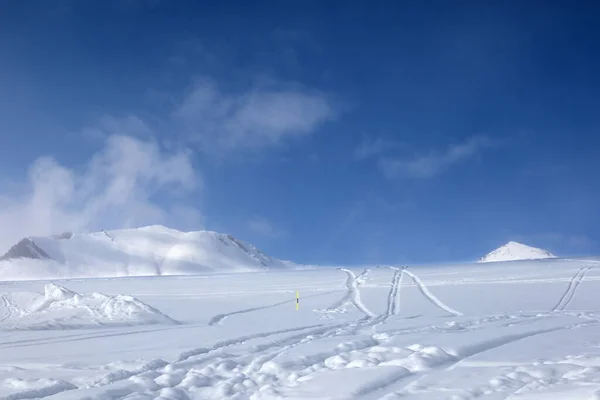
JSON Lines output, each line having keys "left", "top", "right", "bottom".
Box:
{"left": 208, "top": 292, "right": 330, "bottom": 325}
{"left": 402, "top": 269, "right": 463, "bottom": 316}
{"left": 552, "top": 266, "right": 594, "bottom": 312}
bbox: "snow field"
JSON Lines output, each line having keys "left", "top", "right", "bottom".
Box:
{"left": 1, "top": 259, "right": 600, "bottom": 399}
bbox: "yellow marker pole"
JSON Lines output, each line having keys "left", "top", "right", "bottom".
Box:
{"left": 296, "top": 291, "right": 299, "bottom": 310}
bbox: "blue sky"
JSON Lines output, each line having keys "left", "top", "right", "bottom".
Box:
{"left": 1, "top": 0, "right": 599, "bottom": 264}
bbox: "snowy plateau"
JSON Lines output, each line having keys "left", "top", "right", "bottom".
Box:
{"left": 1, "top": 230, "right": 600, "bottom": 399}
{"left": 479, "top": 241, "right": 557, "bottom": 263}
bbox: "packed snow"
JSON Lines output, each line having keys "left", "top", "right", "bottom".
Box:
{"left": 2, "top": 257, "right": 600, "bottom": 399}
{"left": 0, "top": 225, "right": 300, "bottom": 281}
{"left": 478, "top": 241, "right": 556, "bottom": 263}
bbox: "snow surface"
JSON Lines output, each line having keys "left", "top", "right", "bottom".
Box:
{"left": 2, "top": 257, "right": 600, "bottom": 399}
{"left": 0, "top": 226, "right": 300, "bottom": 281}
{"left": 479, "top": 241, "right": 556, "bottom": 263}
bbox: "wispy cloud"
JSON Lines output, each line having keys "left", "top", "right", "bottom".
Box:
{"left": 82, "top": 115, "right": 152, "bottom": 140}
{"left": 379, "top": 135, "right": 497, "bottom": 179}
{"left": 354, "top": 136, "right": 403, "bottom": 160}
{"left": 514, "top": 232, "right": 597, "bottom": 254}
{"left": 173, "top": 78, "right": 336, "bottom": 155}
{"left": 0, "top": 122, "right": 201, "bottom": 253}
{"left": 247, "top": 217, "right": 287, "bottom": 239}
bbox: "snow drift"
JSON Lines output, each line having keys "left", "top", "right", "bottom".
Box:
{"left": 0, "top": 283, "right": 176, "bottom": 329}
{"left": 479, "top": 241, "right": 556, "bottom": 263}
{"left": 0, "top": 225, "right": 299, "bottom": 281}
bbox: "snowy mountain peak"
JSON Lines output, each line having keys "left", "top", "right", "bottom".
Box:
{"left": 0, "top": 238, "right": 52, "bottom": 261}
{"left": 479, "top": 241, "right": 556, "bottom": 263}
{"left": 0, "top": 226, "right": 299, "bottom": 281}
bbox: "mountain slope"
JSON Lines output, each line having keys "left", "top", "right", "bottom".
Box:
{"left": 0, "top": 225, "right": 299, "bottom": 281}
{"left": 479, "top": 241, "right": 556, "bottom": 263}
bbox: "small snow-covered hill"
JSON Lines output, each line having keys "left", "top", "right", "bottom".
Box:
{"left": 0, "top": 225, "right": 299, "bottom": 281}
{"left": 479, "top": 241, "right": 556, "bottom": 263}
{"left": 0, "top": 283, "right": 177, "bottom": 329}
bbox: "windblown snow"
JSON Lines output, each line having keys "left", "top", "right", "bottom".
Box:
{"left": 0, "top": 225, "right": 298, "bottom": 281}
{"left": 2, "top": 257, "right": 600, "bottom": 399}
{"left": 479, "top": 241, "right": 556, "bottom": 263}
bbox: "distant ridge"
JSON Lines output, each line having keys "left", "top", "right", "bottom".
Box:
{"left": 479, "top": 241, "right": 556, "bottom": 263}
{"left": 0, "top": 225, "right": 301, "bottom": 281}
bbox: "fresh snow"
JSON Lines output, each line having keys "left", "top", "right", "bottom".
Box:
{"left": 0, "top": 225, "right": 300, "bottom": 281}
{"left": 2, "top": 258, "right": 600, "bottom": 399}
{"left": 479, "top": 241, "right": 556, "bottom": 263}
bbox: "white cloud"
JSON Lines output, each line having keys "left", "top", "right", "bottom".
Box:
{"left": 247, "top": 217, "right": 287, "bottom": 239}
{"left": 379, "top": 135, "right": 496, "bottom": 179}
{"left": 0, "top": 130, "right": 201, "bottom": 253}
{"left": 0, "top": 74, "right": 337, "bottom": 252}
{"left": 174, "top": 78, "right": 336, "bottom": 154}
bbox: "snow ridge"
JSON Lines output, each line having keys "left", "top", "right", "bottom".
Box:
{"left": 479, "top": 241, "right": 556, "bottom": 263}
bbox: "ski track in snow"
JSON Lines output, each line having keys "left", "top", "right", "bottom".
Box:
{"left": 355, "top": 268, "right": 371, "bottom": 286}
{"left": 208, "top": 292, "right": 330, "bottom": 326}
{"left": 0, "top": 324, "right": 209, "bottom": 350}
{"left": 315, "top": 268, "right": 376, "bottom": 318}
{"left": 552, "top": 266, "right": 594, "bottom": 312}
{"left": 339, "top": 268, "right": 377, "bottom": 318}
{"left": 402, "top": 269, "right": 463, "bottom": 317}
{"left": 382, "top": 267, "right": 403, "bottom": 320}
{"left": 368, "top": 325, "right": 592, "bottom": 400}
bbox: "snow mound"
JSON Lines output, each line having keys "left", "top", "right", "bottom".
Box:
{"left": 44, "top": 283, "right": 77, "bottom": 301}
{"left": 0, "top": 284, "right": 177, "bottom": 329}
{"left": 0, "top": 225, "right": 301, "bottom": 281}
{"left": 479, "top": 241, "right": 556, "bottom": 263}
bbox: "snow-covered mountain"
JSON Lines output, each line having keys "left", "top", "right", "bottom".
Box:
{"left": 0, "top": 225, "right": 299, "bottom": 281}
{"left": 478, "top": 241, "right": 556, "bottom": 263}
